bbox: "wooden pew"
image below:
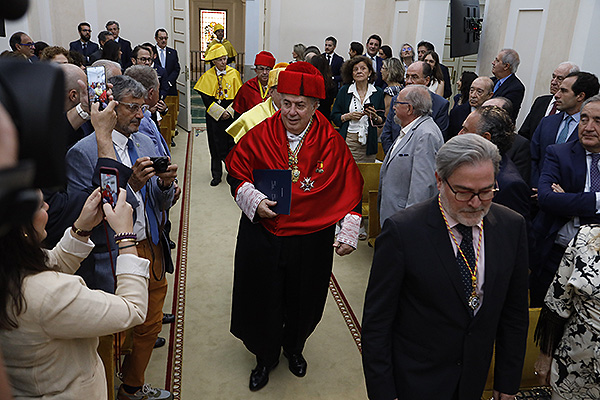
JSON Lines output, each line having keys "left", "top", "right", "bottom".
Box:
{"left": 481, "top": 308, "right": 546, "bottom": 399}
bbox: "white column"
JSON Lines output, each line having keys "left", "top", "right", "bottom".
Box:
{"left": 245, "top": 0, "right": 261, "bottom": 59}
{"left": 569, "top": 0, "right": 600, "bottom": 73}
{"left": 352, "top": 0, "right": 366, "bottom": 41}
{"left": 415, "top": 0, "right": 450, "bottom": 56}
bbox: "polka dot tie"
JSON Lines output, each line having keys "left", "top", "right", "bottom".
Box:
{"left": 591, "top": 153, "right": 600, "bottom": 192}
{"left": 455, "top": 224, "right": 476, "bottom": 304}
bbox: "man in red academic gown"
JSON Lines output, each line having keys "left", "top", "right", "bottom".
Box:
{"left": 226, "top": 62, "right": 364, "bottom": 392}
{"left": 232, "top": 51, "right": 276, "bottom": 116}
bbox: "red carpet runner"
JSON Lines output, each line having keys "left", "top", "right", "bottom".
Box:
{"left": 164, "top": 128, "right": 195, "bottom": 398}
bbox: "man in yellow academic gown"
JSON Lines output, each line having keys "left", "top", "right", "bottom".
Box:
{"left": 194, "top": 43, "right": 242, "bottom": 186}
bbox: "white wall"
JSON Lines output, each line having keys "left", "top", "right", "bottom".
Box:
{"left": 1, "top": 0, "right": 171, "bottom": 53}
{"left": 570, "top": 0, "right": 600, "bottom": 74}
{"left": 260, "top": 0, "right": 450, "bottom": 66}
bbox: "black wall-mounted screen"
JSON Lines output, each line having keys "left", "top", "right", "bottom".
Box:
{"left": 450, "top": 0, "right": 481, "bottom": 58}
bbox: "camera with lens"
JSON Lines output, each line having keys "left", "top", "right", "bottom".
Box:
{"left": 150, "top": 156, "right": 170, "bottom": 173}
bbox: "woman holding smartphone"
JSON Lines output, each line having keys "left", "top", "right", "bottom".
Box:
{"left": 0, "top": 188, "right": 150, "bottom": 399}
{"left": 331, "top": 55, "right": 385, "bottom": 163}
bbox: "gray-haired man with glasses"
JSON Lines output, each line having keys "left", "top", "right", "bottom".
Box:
{"left": 65, "top": 74, "right": 176, "bottom": 400}
{"left": 378, "top": 84, "right": 444, "bottom": 227}
{"left": 363, "top": 133, "right": 529, "bottom": 400}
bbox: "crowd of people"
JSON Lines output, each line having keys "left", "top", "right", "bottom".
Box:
{"left": 197, "top": 32, "right": 600, "bottom": 400}
{"left": 0, "top": 20, "right": 183, "bottom": 400}
{"left": 2, "top": 20, "right": 600, "bottom": 400}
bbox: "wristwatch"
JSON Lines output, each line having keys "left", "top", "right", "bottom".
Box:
{"left": 76, "top": 103, "right": 90, "bottom": 121}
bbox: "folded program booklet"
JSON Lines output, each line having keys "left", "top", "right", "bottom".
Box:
{"left": 253, "top": 169, "right": 292, "bottom": 215}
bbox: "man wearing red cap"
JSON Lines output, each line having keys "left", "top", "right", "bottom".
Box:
{"left": 194, "top": 43, "right": 243, "bottom": 186}
{"left": 226, "top": 62, "right": 364, "bottom": 391}
{"left": 232, "top": 51, "right": 276, "bottom": 116}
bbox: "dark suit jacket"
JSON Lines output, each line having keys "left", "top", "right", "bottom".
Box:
{"left": 365, "top": 55, "right": 384, "bottom": 88}
{"left": 154, "top": 46, "right": 181, "bottom": 96}
{"left": 532, "top": 140, "right": 600, "bottom": 273}
{"left": 506, "top": 133, "right": 531, "bottom": 184}
{"left": 530, "top": 112, "right": 577, "bottom": 187}
{"left": 381, "top": 90, "right": 449, "bottom": 153}
{"left": 440, "top": 63, "right": 452, "bottom": 99}
{"left": 495, "top": 156, "right": 531, "bottom": 222}
{"left": 69, "top": 40, "right": 99, "bottom": 65}
{"left": 362, "top": 197, "right": 529, "bottom": 400}
{"left": 519, "top": 94, "right": 553, "bottom": 140}
{"left": 116, "top": 37, "right": 132, "bottom": 69}
{"left": 492, "top": 74, "right": 525, "bottom": 121}
{"left": 448, "top": 102, "right": 471, "bottom": 139}
{"left": 324, "top": 52, "right": 344, "bottom": 85}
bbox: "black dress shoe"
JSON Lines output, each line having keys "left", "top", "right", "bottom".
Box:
{"left": 171, "top": 139, "right": 176, "bottom": 147}
{"left": 283, "top": 352, "right": 307, "bottom": 377}
{"left": 162, "top": 313, "right": 175, "bottom": 324}
{"left": 210, "top": 178, "right": 221, "bottom": 186}
{"left": 154, "top": 337, "right": 166, "bottom": 349}
{"left": 249, "top": 361, "right": 278, "bottom": 391}
{"left": 168, "top": 240, "right": 176, "bottom": 250}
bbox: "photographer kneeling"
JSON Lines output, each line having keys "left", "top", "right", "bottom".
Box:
{"left": 0, "top": 187, "right": 150, "bottom": 399}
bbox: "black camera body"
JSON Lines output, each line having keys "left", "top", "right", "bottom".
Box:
{"left": 150, "top": 156, "right": 170, "bottom": 173}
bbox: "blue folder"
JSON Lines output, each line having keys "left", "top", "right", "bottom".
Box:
{"left": 253, "top": 169, "right": 292, "bottom": 215}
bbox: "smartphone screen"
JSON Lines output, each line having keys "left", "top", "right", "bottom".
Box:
{"left": 100, "top": 169, "right": 118, "bottom": 208}
{"left": 87, "top": 66, "right": 108, "bottom": 110}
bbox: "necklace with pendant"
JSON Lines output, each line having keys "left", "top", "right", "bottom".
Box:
{"left": 438, "top": 196, "right": 483, "bottom": 311}
{"left": 286, "top": 117, "right": 313, "bottom": 183}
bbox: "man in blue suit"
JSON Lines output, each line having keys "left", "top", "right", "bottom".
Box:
{"left": 381, "top": 61, "right": 449, "bottom": 153}
{"left": 530, "top": 71, "right": 600, "bottom": 188}
{"left": 154, "top": 28, "right": 181, "bottom": 97}
{"left": 530, "top": 95, "right": 600, "bottom": 306}
{"left": 323, "top": 36, "right": 344, "bottom": 87}
{"left": 66, "top": 75, "right": 176, "bottom": 400}
{"left": 519, "top": 62, "right": 580, "bottom": 140}
{"left": 364, "top": 34, "right": 384, "bottom": 88}
{"left": 69, "top": 22, "right": 99, "bottom": 66}
{"left": 491, "top": 48, "right": 525, "bottom": 121}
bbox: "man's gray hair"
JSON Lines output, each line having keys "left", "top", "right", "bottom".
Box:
{"left": 403, "top": 84, "right": 432, "bottom": 117}
{"left": 124, "top": 65, "right": 159, "bottom": 92}
{"left": 582, "top": 94, "right": 600, "bottom": 111}
{"left": 436, "top": 133, "right": 501, "bottom": 180}
{"left": 558, "top": 61, "right": 580, "bottom": 74}
{"left": 91, "top": 59, "right": 122, "bottom": 79}
{"left": 500, "top": 48, "right": 520, "bottom": 74}
{"left": 107, "top": 75, "right": 147, "bottom": 101}
{"left": 105, "top": 20, "right": 119, "bottom": 29}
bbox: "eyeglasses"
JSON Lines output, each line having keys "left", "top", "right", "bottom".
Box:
{"left": 137, "top": 57, "right": 153, "bottom": 63}
{"left": 393, "top": 100, "right": 411, "bottom": 106}
{"left": 402, "top": 47, "right": 412, "bottom": 52}
{"left": 255, "top": 66, "right": 272, "bottom": 72}
{"left": 444, "top": 179, "right": 498, "bottom": 202}
{"left": 119, "top": 102, "right": 149, "bottom": 114}
{"left": 19, "top": 42, "right": 35, "bottom": 47}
